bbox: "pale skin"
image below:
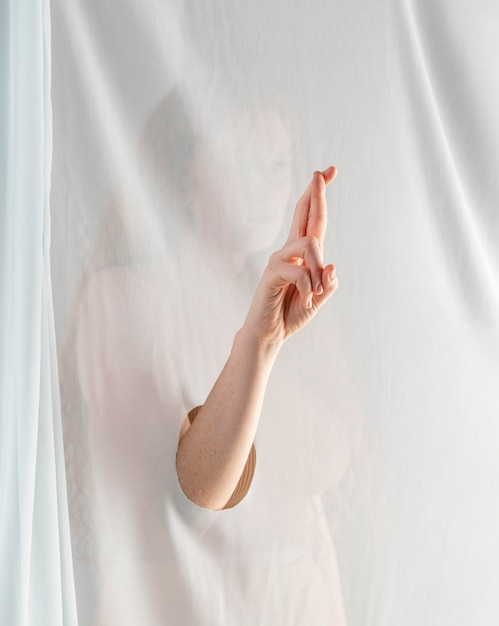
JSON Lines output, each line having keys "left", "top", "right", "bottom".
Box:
{"left": 176, "top": 165, "right": 339, "bottom": 510}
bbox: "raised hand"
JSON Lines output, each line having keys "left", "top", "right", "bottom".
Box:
{"left": 242, "top": 166, "right": 339, "bottom": 347}
{"left": 177, "top": 167, "right": 339, "bottom": 509}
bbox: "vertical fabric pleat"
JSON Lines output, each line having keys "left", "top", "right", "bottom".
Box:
{"left": 0, "top": 0, "right": 77, "bottom": 624}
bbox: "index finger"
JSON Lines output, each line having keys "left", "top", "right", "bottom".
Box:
{"left": 287, "top": 166, "right": 337, "bottom": 243}
{"left": 307, "top": 171, "right": 328, "bottom": 250}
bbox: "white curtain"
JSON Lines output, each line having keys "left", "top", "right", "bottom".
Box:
{"left": 2, "top": 0, "right": 496, "bottom": 624}
{"left": 0, "top": 0, "right": 77, "bottom": 624}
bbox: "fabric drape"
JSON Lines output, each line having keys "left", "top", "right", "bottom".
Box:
{"left": 1, "top": 0, "right": 496, "bottom": 624}
{"left": 0, "top": 1, "right": 77, "bottom": 624}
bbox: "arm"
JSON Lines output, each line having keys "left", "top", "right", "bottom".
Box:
{"left": 176, "top": 167, "right": 340, "bottom": 510}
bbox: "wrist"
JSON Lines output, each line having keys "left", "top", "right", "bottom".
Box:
{"left": 234, "top": 326, "right": 283, "bottom": 364}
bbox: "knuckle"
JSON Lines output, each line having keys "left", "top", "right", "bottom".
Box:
{"left": 304, "top": 235, "right": 320, "bottom": 254}
{"left": 316, "top": 204, "right": 327, "bottom": 217}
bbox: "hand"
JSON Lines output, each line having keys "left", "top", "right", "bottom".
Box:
{"left": 242, "top": 166, "right": 339, "bottom": 348}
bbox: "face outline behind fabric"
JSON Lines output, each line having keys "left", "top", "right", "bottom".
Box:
{"left": 186, "top": 105, "right": 294, "bottom": 261}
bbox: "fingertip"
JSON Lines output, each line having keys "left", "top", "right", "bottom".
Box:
{"left": 323, "top": 263, "right": 336, "bottom": 284}
{"left": 322, "top": 166, "right": 337, "bottom": 185}
{"left": 302, "top": 291, "right": 313, "bottom": 309}
{"left": 313, "top": 170, "right": 325, "bottom": 181}
{"left": 312, "top": 170, "right": 326, "bottom": 193}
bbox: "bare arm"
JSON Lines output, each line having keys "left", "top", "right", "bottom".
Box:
{"left": 176, "top": 167, "right": 340, "bottom": 510}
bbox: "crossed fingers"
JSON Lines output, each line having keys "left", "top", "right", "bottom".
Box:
{"left": 287, "top": 166, "right": 337, "bottom": 246}
{"left": 281, "top": 166, "right": 337, "bottom": 308}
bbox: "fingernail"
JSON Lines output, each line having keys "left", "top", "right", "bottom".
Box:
{"left": 328, "top": 270, "right": 336, "bottom": 282}
{"left": 306, "top": 296, "right": 313, "bottom": 309}
{"left": 316, "top": 282, "right": 323, "bottom": 295}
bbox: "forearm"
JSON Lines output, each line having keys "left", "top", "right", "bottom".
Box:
{"left": 175, "top": 327, "right": 281, "bottom": 511}
{"left": 175, "top": 167, "right": 338, "bottom": 512}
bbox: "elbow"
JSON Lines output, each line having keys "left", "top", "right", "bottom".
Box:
{"left": 175, "top": 448, "right": 229, "bottom": 511}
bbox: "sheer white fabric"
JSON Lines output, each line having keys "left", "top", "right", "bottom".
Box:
{"left": 50, "top": 0, "right": 499, "bottom": 624}
{"left": 0, "top": 0, "right": 77, "bottom": 623}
